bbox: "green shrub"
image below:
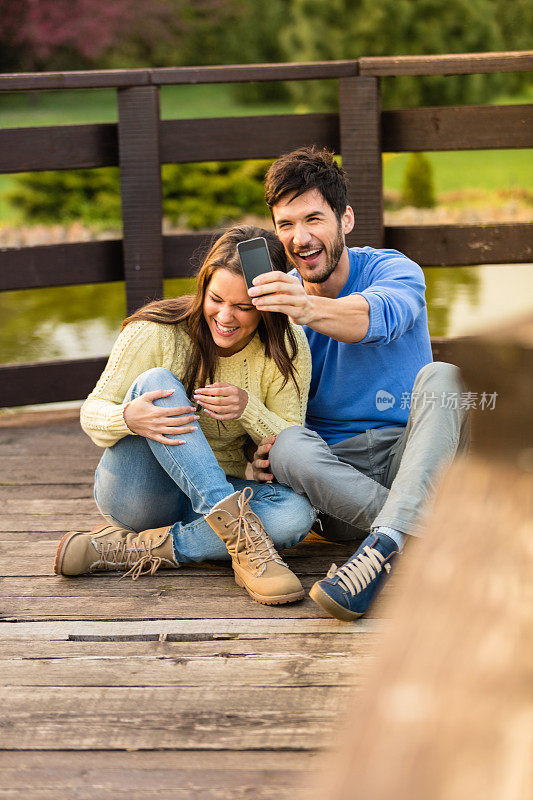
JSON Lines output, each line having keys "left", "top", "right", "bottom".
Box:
{"left": 401, "top": 153, "right": 436, "bottom": 208}
{"left": 8, "top": 160, "right": 273, "bottom": 230}
{"left": 162, "top": 160, "right": 271, "bottom": 229}
{"left": 7, "top": 168, "right": 122, "bottom": 228}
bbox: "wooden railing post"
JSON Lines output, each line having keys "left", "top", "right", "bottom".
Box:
{"left": 339, "top": 76, "right": 383, "bottom": 248}
{"left": 117, "top": 86, "right": 164, "bottom": 315}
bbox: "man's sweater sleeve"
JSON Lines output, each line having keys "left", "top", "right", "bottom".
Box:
{"left": 80, "top": 321, "right": 163, "bottom": 448}
{"left": 358, "top": 250, "right": 427, "bottom": 345}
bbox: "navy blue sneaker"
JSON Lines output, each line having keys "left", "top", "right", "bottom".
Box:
{"left": 309, "top": 533, "right": 399, "bottom": 621}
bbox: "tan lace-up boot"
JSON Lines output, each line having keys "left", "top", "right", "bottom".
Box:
{"left": 205, "top": 486, "right": 304, "bottom": 605}
{"left": 54, "top": 523, "right": 178, "bottom": 579}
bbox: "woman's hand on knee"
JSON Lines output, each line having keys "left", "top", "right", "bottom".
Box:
{"left": 123, "top": 389, "right": 199, "bottom": 444}
{"left": 193, "top": 383, "right": 248, "bottom": 421}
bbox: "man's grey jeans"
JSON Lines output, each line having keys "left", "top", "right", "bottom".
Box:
{"left": 269, "top": 362, "right": 470, "bottom": 542}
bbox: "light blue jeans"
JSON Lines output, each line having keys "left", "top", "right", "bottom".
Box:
{"left": 94, "top": 368, "right": 315, "bottom": 564}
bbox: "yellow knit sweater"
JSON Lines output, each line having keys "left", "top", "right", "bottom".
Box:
{"left": 80, "top": 319, "right": 311, "bottom": 478}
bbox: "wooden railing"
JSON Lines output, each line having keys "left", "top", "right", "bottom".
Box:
{"left": 0, "top": 51, "right": 532, "bottom": 407}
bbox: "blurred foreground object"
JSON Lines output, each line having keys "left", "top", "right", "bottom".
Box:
{"left": 307, "top": 319, "right": 532, "bottom": 800}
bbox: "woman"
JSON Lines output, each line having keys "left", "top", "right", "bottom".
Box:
{"left": 54, "top": 225, "right": 315, "bottom": 605}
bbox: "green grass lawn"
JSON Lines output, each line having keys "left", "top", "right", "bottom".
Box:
{"left": 0, "top": 84, "right": 531, "bottom": 225}
{"left": 0, "top": 84, "right": 296, "bottom": 127}
{"left": 383, "top": 149, "right": 533, "bottom": 194}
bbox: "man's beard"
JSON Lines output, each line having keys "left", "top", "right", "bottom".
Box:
{"left": 289, "top": 222, "right": 345, "bottom": 284}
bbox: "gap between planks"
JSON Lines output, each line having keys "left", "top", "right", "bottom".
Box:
{"left": 0, "top": 617, "right": 385, "bottom": 640}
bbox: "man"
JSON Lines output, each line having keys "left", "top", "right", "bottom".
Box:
{"left": 246, "top": 146, "right": 468, "bottom": 621}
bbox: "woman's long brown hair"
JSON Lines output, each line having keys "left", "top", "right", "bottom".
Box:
{"left": 122, "top": 225, "right": 300, "bottom": 398}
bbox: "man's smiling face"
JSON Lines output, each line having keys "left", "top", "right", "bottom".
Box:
{"left": 271, "top": 188, "right": 354, "bottom": 284}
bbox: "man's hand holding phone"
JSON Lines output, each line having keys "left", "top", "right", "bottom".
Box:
{"left": 248, "top": 271, "right": 314, "bottom": 325}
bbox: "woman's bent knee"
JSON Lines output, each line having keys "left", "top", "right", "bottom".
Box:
{"left": 267, "top": 490, "right": 316, "bottom": 550}
{"left": 134, "top": 368, "right": 186, "bottom": 394}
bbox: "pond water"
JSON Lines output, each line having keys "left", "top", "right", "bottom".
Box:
{"left": 1, "top": 265, "right": 532, "bottom": 366}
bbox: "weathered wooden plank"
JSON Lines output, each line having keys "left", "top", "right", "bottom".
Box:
{"left": 0, "top": 617, "right": 383, "bottom": 639}
{"left": 117, "top": 86, "right": 164, "bottom": 314}
{"left": 0, "top": 240, "right": 123, "bottom": 292}
{"left": 0, "top": 553, "right": 355, "bottom": 579}
{"left": 160, "top": 113, "right": 339, "bottom": 163}
{"left": 0, "top": 455, "right": 98, "bottom": 483}
{"left": 0, "top": 408, "right": 82, "bottom": 429}
{"left": 0, "top": 750, "right": 316, "bottom": 799}
{"left": 0, "top": 598, "right": 391, "bottom": 624}
{"left": 0, "top": 632, "right": 375, "bottom": 658}
{"left": 0, "top": 790, "right": 304, "bottom": 800}
{"left": 0, "top": 683, "right": 353, "bottom": 750}
{"left": 340, "top": 76, "right": 383, "bottom": 249}
{"left": 0, "top": 650, "right": 370, "bottom": 687}
{"left": 385, "top": 222, "right": 533, "bottom": 266}
{"left": 0, "top": 514, "right": 101, "bottom": 532}
{"left": 0, "top": 573, "right": 394, "bottom": 621}
{"left": 2, "top": 499, "right": 97, "bottom": 514}
{"left": 359, "top": 51, "right": 533, "bottom": 76}
{"left": 0, "top": 123, "right": 118, "bottom": 174}
{"left": 382, "top": 104, "right": 533, "bottom": 152}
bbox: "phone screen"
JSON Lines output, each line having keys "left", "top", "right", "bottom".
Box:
{"left": 237, "top": 237, "right": 274, "bottom": 290}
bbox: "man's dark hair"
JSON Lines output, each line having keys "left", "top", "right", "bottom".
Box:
{"left": 264, "top": 146, "right": 348, "bottom": 221}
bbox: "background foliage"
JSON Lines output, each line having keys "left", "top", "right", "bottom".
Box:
{"left": 8, "top": 161, "right": 273, "bottom": 230}
{"left": 1, "top": 0, "right": 529, "bottom": 105}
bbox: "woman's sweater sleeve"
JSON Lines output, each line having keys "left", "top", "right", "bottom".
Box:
{"left": 239, "top": 324, "right": 311, "bottom": 443}
{"left": 80, "top": 321, "right": 164, "bottom": 448}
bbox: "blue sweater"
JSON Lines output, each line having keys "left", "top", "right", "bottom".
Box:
{"left": 297, "top": 247, "right": 433, "bottom": 445}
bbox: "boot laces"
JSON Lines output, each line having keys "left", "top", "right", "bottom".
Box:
{"left": 327, "top": 545, "right": 391, "bottom": 596}
{"left": 228, "top": 486, "right": 287, "bottom": 573}
{"left": 95, "top": 540, "right": 162, "bottom": 581}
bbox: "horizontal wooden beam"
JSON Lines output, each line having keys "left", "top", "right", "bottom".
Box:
{"left": 160, "top": 113, "right": 339, "bottom": 164}
{"left": 360, "top": 51, "right": 533, "bottom": 76}
{"left": 151, "top": 61, "right": 358, "bottom": 85}
{"left": 385, "top": 222, "right": 533, "bottom": 266}
{"left": 0, "top": 240, "right": 123, "bottom": 291}
{"left": 163, "top": 233, "right": 213, "bottom": 276}
{"left": 2, "top": 223, "right": 531, "bottom": 292}
{"left": 0, "top": 340, "right": 464, "bottom": 407}
{"left": 0, "top": 113, "right": 338, "bottom": 175}
{"left": 0, "top": 69, "right": 151, "bottom": 92}
{"left": 0, "top": 357, "right": 108, "bottom": 407}
{"left": 2, "top": 101, "right": 530, "bottom": 175}
{"left": 0, "top": 124, "right": 118, "bottom": 174}
{"left": 0, "top": 61, "right": 358, "bottom": 93}
{"left": 382, "top": 104, "right": 533, "bottom": 151}
{"left": 2, "top": 53, "right": 532, "bottom": 92}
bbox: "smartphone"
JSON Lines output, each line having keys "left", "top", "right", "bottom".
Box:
{"left": 237, "top": 237, "right": 274, "bottom": 291}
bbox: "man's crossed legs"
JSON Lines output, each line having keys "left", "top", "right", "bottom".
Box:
{"left": 269, "top": 362, "right": 470, "bottom": 619}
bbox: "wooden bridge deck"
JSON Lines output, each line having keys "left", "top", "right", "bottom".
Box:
{"left": 0, "top": 410, "right": 393, "bottom": 799}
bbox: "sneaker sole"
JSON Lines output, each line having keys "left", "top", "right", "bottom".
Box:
{"left": 235, "top": 573, "right": 304, "bottom": 605}
{"left": 309, "top": 581, "right": 363, "bottom": 622}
